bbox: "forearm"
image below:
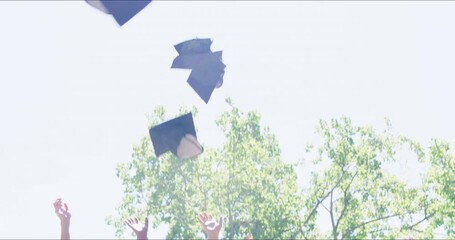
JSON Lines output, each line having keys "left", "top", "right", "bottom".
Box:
{"left": 207, "top": 233, "right": 219, "bottom": 240}
{"left": 136, "top": 233, "right": 147, "bottom": 240}
{"left": 60, "top": 222, "right": 70, "bottom": 240}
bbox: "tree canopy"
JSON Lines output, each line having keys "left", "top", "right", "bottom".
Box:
{"left": 107, "top": 99, "right": 454, "bottom": 239}
{"left": 292, "top": 117, "right": 453, "bottom": 239}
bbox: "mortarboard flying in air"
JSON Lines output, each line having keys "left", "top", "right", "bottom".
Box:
{"left": 85, "top": 0, "right": 152, "bottom": 26}
{"left": 149, "top": 113, "right": 203, "bottom": 159}
{"left": 171, "top": 38, "right": 225, "bottom": 103}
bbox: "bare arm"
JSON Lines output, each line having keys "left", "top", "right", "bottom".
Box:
{"left": 53, "top": 198, "right": 71, "bottom": 240}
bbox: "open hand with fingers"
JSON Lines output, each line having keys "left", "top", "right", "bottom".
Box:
{"left": 53, "top": 198, "right": 71, "bottom": 240}
{"left": 197, "top": 212, "right": 223, "bottom": 240}
{"left": 53, "top": 198, "right": 71, "bottom": 225}
{"left": 125, "top": 217, "right": 149, "bottom": 240}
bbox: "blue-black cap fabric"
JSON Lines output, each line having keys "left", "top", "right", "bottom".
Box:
{"left": 86, "top": 0, "right": 152, "bottom": 26}
{"left": 174, "top": 38, "right": 212, "bottom": 55}
{"left": 149, "top": 113, "right": 203, "bottom": 159}
{"left": 171, "top": 39, "right": 225, "bottom": 103}
{"left": 187, "top": 60, "right": 225, "bottom": 103}
{"left": 171, "top": 51, "right": 223, "bottom": 70}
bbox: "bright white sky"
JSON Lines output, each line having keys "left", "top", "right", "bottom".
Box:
{"left": 0, "top": 1, "right": 454, "bottom": 239}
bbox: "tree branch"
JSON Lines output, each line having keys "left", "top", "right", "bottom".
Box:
{"left": 321, "top": 202, "right": 330, "bottom": 213}
{"left": 335, "top": 191, "right": 348, "bottom": 236}
{"left": 330, "top": 191, "right": 337, "bottom": 239}
{"left": 290, "top": 168, "right": 350, "bottom": 239}
{"left": 405, "top": 212, "right": 436, "bottom": 231}
{"left": 335, "top": 171, "right": 358, "bottom": 232}
{"left": 349, "top": 214, "right": 399, "bottom": 233}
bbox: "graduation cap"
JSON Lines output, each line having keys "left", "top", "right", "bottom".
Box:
{"left": 171, "top": 51, "right": 223, "bottom": 70}
{"left": 149, "top": 113, "right": 203, "bottom": 159}
{"left": 174, "top": 38, "right": 212, "bottom": 55}
{"left": 187, "top": 60, "right": 225, "bottom": 103}
{"left": 171, "top": 39, "right": 226, "bottom": 103}
{"left": 85, "top": 0, "right": 152, "bottom": 26}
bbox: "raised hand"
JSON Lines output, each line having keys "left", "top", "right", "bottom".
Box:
{"left": 53, "top": 198, "right": 71, "bottom": 240}
{"left": 53, "top": 198, "right": 71, "bottom": 224}
{"left": 197, "top": 212, "right": 223, "bottom": 240}
{"left": 125, "top": 217, "right": 149, "bottom": 240}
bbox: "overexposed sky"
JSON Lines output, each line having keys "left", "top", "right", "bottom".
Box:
{"left": 0, "top": 1, "right": 454, "bottom": 239}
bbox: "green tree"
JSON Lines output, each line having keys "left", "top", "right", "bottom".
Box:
{"left": 107, "top": 100, "right": 453, "bottom": 239}
{"left": 425, "top": 140, "right": 454, "bottom": 238}
{"left": 400, "top": 139, "right": 454, "bottom": 239}
{"left": 291, "top": 117, "right": 454, "bottom": 239}
{"left": 106, "top": 98, "right": 302, "bottom": 239}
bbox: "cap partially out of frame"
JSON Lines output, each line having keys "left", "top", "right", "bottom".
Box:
{"left": 86, "top": 0, "right": 152, "bottom": 26}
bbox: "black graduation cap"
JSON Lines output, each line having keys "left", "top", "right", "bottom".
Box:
{"left": 174, "top": 38, "right": 212, "bottom": 55}
{"left": 149, "top": 113, "right": 203, "bottom": 159}
{"left": 85, "top": 0, "right": 152, "bottom": 26}
{"left": 171, "top": 39, "right": 226, "bottom": 103}
{"left": 171, "top": 51, "right": 223, "bottom": 70}
{"left": 187, "top": 60, "right": 225, "bottom": 103}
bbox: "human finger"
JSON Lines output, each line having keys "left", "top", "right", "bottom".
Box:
{"left": 144, "top": 217, "right": 149, "bottom": 229}
{"left": 53, "top": 199, "right": 61, "bottom": 211}
{"left": 125, "top": 218, "right": 134, "bottom": 227}
{"left": 197, "top": 216, "right": 204, "bottom": 225}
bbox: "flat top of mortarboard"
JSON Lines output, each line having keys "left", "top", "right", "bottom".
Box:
{"left": 171, "top": 51, "right": 223, "bottom": 69}
{"left": 174, "top": 38, "right": 213, "bottom": 55}
{"left": 149, "top": 113, "right": 200, "bottom": 158}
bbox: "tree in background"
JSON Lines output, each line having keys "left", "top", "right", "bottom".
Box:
{"left": 402, "top": 139, "right": 454, "bottom": 239}
{"left": 107, "top": 99, "right": 453, "bottom": 239}
{"left": 291, "top": 117, "right": 454, "bottom": 239}
{"left": 106, "top": 98, "right": 302, "bottom": 239}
